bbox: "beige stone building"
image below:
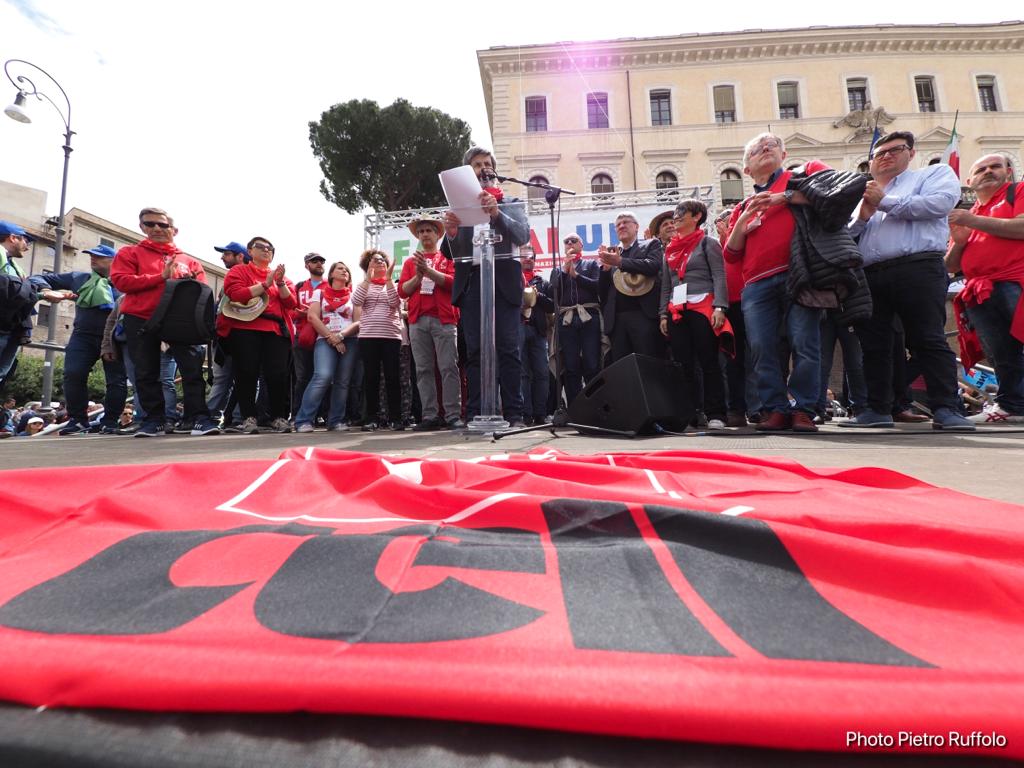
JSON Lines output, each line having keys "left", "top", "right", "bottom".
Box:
{"left": 477, "top": 22, "right": 1024, "bottom": 211}
{"left": 1, "top": 179, "right": 226, "bottom": 351}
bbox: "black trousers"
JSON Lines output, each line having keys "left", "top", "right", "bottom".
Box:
{"left": 667, "top": 312, "right": 727, "bottom": 421}
{"left": 228, "top": 329, "right": 292, "bottom": 421}
{"left": 610, "top": 310, "right": 661, "bottom": 362}
{"left": 855, "top": 255, "right": 958, "bottom": 413}
{"left": 123, "top": 314, "right": 209, "bottom": 425}
{"left": 360, "top": 337, "right": 401, "bottom": 424}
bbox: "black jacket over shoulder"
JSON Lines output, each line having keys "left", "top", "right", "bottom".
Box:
{"left": 786, "top": 168, "right": 873, "bottom": 324}
{"left": 440, "top": 197, "right": 530, "bottom": 309}
{"left": 598, "top": 237, "right": 664, "bottom": 334}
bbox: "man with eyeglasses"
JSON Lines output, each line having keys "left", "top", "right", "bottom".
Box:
{"left": 549, "top": 234, "right": 602, "bottom": 407}
{"left": 724, "top": 133, "right": 827, "bottom": 432}
{"left": 110, "top": 207, "right": 216, "bottom": 437}
{"left": 0, "top": 221, "right": 37, "bottom": 387}
{"left": 842, "top": 131, "right": 974, "bottom": 431}
{"left": 598, "top": 211, "right": 664, "bottom": 362}
{"left": 291, "top": 252, "right": 327, "bottom": 416}
{"left": 945, "top": 154, "right": 1024, "bottom": 424}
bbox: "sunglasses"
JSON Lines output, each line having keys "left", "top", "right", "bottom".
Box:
{"left": 306, "top": 257, "right": 326, "bottom": 264}
{"left": 564, "top": 237, "right": 581, "bottom": 244}
{"left": 141, "top": 221, "right": 172, "bottom": 229}
{"left": 251, "top": 243, "right": 274, "bottom": 252}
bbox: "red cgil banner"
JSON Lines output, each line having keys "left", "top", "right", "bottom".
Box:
{"left": 0, "top": 449, "right": 1021, "bottom": 758}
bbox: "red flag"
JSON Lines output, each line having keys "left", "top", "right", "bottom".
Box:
{"left": 0, "top": 449, "right": 1020, "bottom": 758}
{"left": 941, "top": 111, "right": 960, "bottom": 178}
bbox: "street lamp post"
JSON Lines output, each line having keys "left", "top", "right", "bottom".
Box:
{"left": 4, "top": 59, "right": 74, "bottom": 411}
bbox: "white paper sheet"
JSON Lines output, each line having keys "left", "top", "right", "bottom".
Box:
{"left": 439, "top": 166, "right": 490, "bottom": 227}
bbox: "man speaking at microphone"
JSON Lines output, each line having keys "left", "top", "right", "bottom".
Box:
{"left": 442, "top": 147, "right": 530, "bottom": 426}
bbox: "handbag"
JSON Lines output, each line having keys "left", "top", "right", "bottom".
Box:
{"left": 296, "top": 320, "right": 318, "bottom": 350}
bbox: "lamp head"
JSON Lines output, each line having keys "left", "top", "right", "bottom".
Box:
{"left": 4, "top": 92, "right": 31, "bottom": 124}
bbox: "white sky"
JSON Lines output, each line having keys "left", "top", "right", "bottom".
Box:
{"left": 0, "top": 1, "right": 1013, "bottom": 276}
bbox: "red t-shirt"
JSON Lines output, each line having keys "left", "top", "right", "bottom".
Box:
{"left": 723, "top": 160, "right": 829, "bottom": 288}
{"left": 962, "top": 182, "right": 1024, "bottom": 280}
{"left": 398, "top": 252, "right": 458, "bottom": 325}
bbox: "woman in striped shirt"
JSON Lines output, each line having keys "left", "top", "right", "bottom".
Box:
{"left": 352, "top": 249, "right": 403, "bottom": 430}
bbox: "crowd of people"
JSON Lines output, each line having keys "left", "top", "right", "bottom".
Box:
{"left": 1, "top": 132, "right": 1022, "bottom": 439}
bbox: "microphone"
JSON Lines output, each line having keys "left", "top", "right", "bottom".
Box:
{"left": 480, "top": 169, "right": 509, "bottom": 183}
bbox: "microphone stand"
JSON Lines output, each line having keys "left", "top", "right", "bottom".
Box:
{"left": 486, "top": 176, "right": 634, "bottom": 440}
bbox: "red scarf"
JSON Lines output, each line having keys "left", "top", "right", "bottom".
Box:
{"left": 665, "top": 230, "right": 704, "bottom": 280}
{"left": 321, "top": 283, "right": 352, "bottom": 319}
{"left": 522, "top": 270, "right": 535, "bottom": 286}
{"left": 484, "top": 186, "right": 505, "bottom": 203}
{"left": 142, "top": 239, "right": 180, "bottom": 255}
{"left": 370, "top": 277, "right": 388, "bottom": 286}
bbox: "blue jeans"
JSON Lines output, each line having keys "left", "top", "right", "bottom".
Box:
{"left": 295, "top": 337, "right": 360, "bottom": 427}
{"left": 556, "top": 314, "right": 601, "bottom": 406}
{"left": 818, "top": 311, "right": 867, "bottom": 412}
{"left": 741, "top": 272, "right": 822, "bottom": 414}
{"left": 519, "top": 322, "right": 549, "bottom": 420}
{"left": 63, "top": 331, "right": 127, "bottom": 427}
{"left": 966, "top": 281, "right": 1024, "bottom": 414}
{"left": 460, "top": 280, "right": 523, "bottom": 421}
{"left": 0, "top": 331, "right": 24, "bottom": 385}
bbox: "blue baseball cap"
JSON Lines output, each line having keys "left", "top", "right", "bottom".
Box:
{"left": 83, "top": 244, "right": 117, "bottom": 258}
{"left": 214, "top": 242, "right": 247, "bottom": 255}
{"left": 0, "top": 220, "right": 33, "bottom": 241}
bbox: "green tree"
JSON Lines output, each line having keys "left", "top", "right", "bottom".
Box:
{"left": 310, "top": 98, "right": 473, "bottom": 213}
{"left": 3, "top": 354, "right": 108, "bottom": 405}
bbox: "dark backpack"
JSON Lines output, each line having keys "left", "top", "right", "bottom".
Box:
{"left": 142, "top": 279, "right": 216, "bottom": 345}
{"left": 0, "top": 272, "right": 35, "bottom": 332}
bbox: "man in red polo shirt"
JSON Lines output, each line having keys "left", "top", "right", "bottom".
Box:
{"left": 400, "top": 215, "right": 462, "bottom": 431}
{"left": 724, "top": 133, "right": 828, "bottom": 432}
{"left": 946, "top": 154, "right": 1024, "bottom": 424}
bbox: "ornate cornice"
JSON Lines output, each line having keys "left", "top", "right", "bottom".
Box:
{"left": 479, "top": 22, "right": 1024, "bottom": 78}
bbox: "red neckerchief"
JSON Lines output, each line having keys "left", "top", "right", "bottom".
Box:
{"left": 484, "top": 186, "right": 505, "bottom": 203}
{"left": 522, "top": 270, "right": 535, "bottom": 285}
{"left": 321, "top": 283, "right": 352, "bottom": 319}
{"left": 370, "top": 277, "right": 388, "bottom": 286}
{"left": 142, "top": 239, "right": 180, "bottom": 255}
{"left": 665, "top": 229, "right": 704, "bottom": 279}
{"left": 250, "top": 264, "right": 270, "bottom": 282}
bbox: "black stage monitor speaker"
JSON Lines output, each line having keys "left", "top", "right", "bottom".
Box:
{"left": 567, "top": 353, "right": 693, "bottom": 435}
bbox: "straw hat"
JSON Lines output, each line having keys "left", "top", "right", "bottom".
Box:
{"left": 218, "top": 294, "right": 269, "bottom": 322}
{"left": 612, "top": 269, "right": 656, "bottom": 297}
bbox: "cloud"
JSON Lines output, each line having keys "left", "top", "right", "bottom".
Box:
{"left": 5, "top": 0, "right": 67, "bottom": 35}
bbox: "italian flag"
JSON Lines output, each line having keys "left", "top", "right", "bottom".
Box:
{"left": 941, "top": 111, "right": 960, "bottom": 178}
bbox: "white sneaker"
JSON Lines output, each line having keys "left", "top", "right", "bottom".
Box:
{"left": 707, "top": 418, "right": 726, "bottom": 430}
{"left": 328, "top": 423, "right": 350, "bottom": 432}
{"left": 296, "top": 423, "right": 314, "bottom": 433}
{"left": 969, "top": 405, "right": 1024, "bottom": 424}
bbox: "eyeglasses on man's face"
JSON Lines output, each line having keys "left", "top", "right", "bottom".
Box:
{"left": 141, "top": 221, "right": 172, "bottom": 230}
{"left": 307, "top": 257, "right": 325, "bottom": 264}
{"left": 251, "top": 243, "right": 274, "bottom": 252}
{"left": 871, "top": 145, "right": 909, "bottom": 160}
{"left": 564, "top": 237, "right": 580, "bottom": 244}
{"left": 749, "top": 141, "right": 781, "bottom": 157}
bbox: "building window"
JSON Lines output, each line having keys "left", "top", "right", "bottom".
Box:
{"left": 591, "top": 173, "right": 614, "bottom": 205}
{"left": 915, "top": 76, "right": 937, "bottom": 112}
{"left": 720, "top": 169, "right": 743, "bottom": 204}
{"left": 525, "top": 96, "right": 547, "bottom": 132}
{"left": 99, "top": 237, "right": 115, "bottom": 249}
{"left": 713, "top": 85, "right": 736, "bottom": 123}
{"left": 858, "top": 161, "right": 870, "bottom": 173}
{"left": 650, "top": 89, "right": 671, "bottom": 126}
{"left": 655, "top": 171, "right": 678, "bottom": 201}
{"left": 977, "top": 76, "right": 999, "bottom": 112}
{"left": 527, "top": 175, "right": 549, "bottom": 201}
{"left": 587, "top": 92, "right": 609, "bottom": 129}
{"left": 846, "top": 78, "right": 868, "bottom": 111}
{"left": 777, "top": 81, "right": 800, "bottom": 119}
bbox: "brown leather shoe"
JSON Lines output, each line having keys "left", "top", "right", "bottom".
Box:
{"left": 893, "top": 409, "right": 929, "bottom": 423}
{"left": 726, "top": 411, "right": 747, "bottom": 428}
{"left": 755, "top": 411, "right": 791, "bottom": 431}
{"left": 791, "top": 411, "right": 819, "bottom": 432}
